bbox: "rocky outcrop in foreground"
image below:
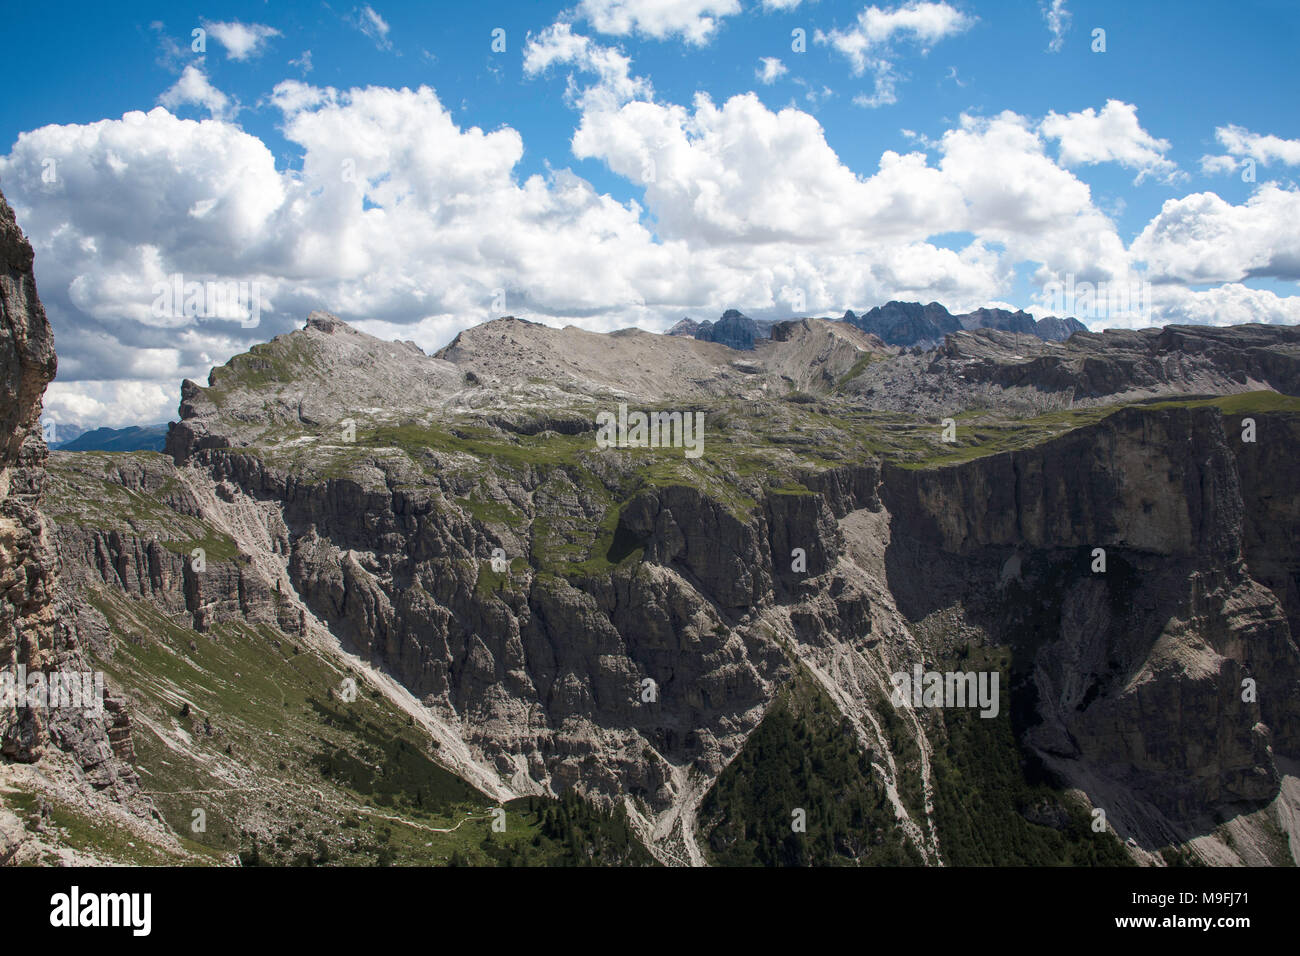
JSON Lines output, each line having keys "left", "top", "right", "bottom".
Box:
{"left": 0, "top": 187, "right": 58, "bottom": 763}
{"left": 0, "top": 189, "right": 167, "bottom": 865}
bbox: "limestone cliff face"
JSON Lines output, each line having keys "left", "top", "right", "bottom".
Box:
{"left": 880, "top": 406, "right": 1243, "bottom": 560}
{"left": 125, "top": 443, "right": 833, "bottom": 812}
{"left": 878, "top": 406, "right": 1300, "bottom": 825}
{"left": 0, "top": 187, "right": 57, "bottom": 762}
{"left": 1236, "top": 413, "right": 1300, "bottom": 637}
{"left": 0, "top": 189, "right": 143, "bottom": 801}
{"left": 50, "top": 456, "right": 298, "bottom": 638}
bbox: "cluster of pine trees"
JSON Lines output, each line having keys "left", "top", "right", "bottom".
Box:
{"left": 927, "top": 651, "right": 1132, "bottom": 866}
{"left": 699, "top": 675, "right": 923, "bottom": 866}
{"left": 481, "top": 793, "right": 656, "bottom": 867}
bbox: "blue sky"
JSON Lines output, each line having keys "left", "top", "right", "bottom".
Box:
{"left": 0, "top": 0, "right": 1297, "bottom": 427}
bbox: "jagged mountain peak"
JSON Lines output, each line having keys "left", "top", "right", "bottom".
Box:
{"left": 840, "top": 300, "right": 1086, "bottom": 347}
{"left": 694, "top": 309, "right": 775, "bottom": 351}
{"left": 304, "top": 310, "right": 355, "bottom": 334}
{"left": 169, "top": 309, "right": 460, "bottom": 457}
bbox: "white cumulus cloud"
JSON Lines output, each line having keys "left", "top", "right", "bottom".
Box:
{"left": 202, "top": 20, "right": 281, "bottom": 61}
{"left": 756, "top": 57, "right": 788, "bottom": 84}
{"left": 816, "top": 1, "right": 975, "bottom": 107}
{"left": 158, "top": 64, "right": 234, "bottom": 119}
{"left": 576, "top": 0, "right": 742, "bottom": 45}
{"left": 1130, "top": 184, "right": 1300, "bottom": 283}
{"left": 1040, "top": 100, "right": 1179, "bottom": 184}
{"left": 1201, "top": 124, "right": 1300, "bottom": 175}
{"left": 524, "top": 24, "right": 653, "bottom": 111}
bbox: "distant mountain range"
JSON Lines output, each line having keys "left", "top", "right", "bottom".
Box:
{"left": 53, "top": 423, "right": 170, "bottom": 452}
{"left": 55, "top": 305, "right": 1082, "bottom": 444}
{"left": 843, "top": 301, "right": 1087, "bottom": 346}
{"left": 668, "top": 301, "right": 1088, "bottom": 351}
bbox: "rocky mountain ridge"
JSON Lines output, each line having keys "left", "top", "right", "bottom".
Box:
{"left": 670, "top": 301, "right": 1090, "bottom": 352}
{"left": 53, "top": 423, "right": 170, "bottom": 453}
